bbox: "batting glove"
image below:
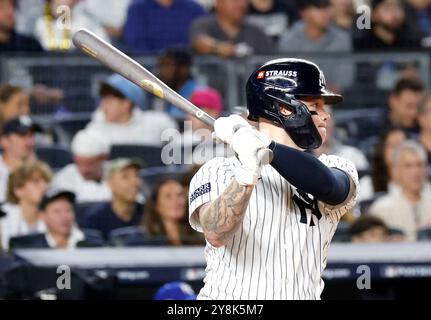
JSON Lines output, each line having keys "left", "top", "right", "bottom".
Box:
{"left": 213, "top": 114, "right": 252, "bottom": 145}
{"left": 229, "top": 127, "right": 272, "bottom": 186}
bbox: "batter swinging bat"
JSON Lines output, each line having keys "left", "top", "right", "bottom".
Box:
{"left": 72, "top": 29, "right": 272, "bottom": 164}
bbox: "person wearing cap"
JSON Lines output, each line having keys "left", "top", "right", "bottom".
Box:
{"left": 87, "top": 74, "right": 178, "bottom": 146}
{"left": 0, "top": 115, "right": 40, "bottom": 202}
{"left": 9, "top": 189, "right": 104, "bottom": 249}
{"left": 0, "top": 161, "right": 52, "bottom": 250}
{"left": 51, "top": 129, "right": 111, "bottom": 203}
{"left": 85, "top": 158, "right": 144, "bottom": 240}
{"left": 176, "top": 87, "right": 231, "bottom": 165}
{"left": 154, "top": 281, "right": 197, "bottom": 300}
{"left": 278, "top": 0, "right": 353, "bottom": 92}
{"left": 353, "top": 0, "right": 424, "bottom": 50}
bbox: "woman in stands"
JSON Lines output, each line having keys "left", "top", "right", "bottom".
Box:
{"left": 142, "top": 179, "right": 204, "bottom": 246}
{"left": 0, "top": 161, "right": 52, "bottom": 250}
{"left": 359, "top": 128, "right": 407, "bottom": 201}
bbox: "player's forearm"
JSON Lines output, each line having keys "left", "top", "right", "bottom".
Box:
{"left": 199, "top": 180, "right": 253, "bottom": 248}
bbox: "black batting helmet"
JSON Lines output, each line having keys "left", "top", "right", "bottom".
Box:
{"left": 246, "top": 58, "right": 343, "bottom": 149}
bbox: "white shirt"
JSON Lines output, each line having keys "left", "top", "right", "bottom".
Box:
{"left": 0, "top": 156, "right": 10, "bottom": 203}
{"left": 52, "top": 164, "right": 111, "bottom": 203}
{"left": 79, "top": 0, "right": 131, "bottom": 28}
{"left": 188, "top": 154, "right": 359, "bottom": 300}
{"left": 87, "top": 108, "right": 178, "bottom": 146}
{"left": 369, "top": 184, "right": 431, "bottom": 241}
{"left": 45, "top": 226, "right": 85, "bottom": 249}
{"left": 33, "top": 2, "right": 110, "bottom": 51}
{"left": 175, "top": 129, "right": 234, "bottom": 166}
{"left": 0, "top": 203, "right": 47, "bottom": 250}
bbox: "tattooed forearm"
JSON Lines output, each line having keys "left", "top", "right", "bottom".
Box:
{"left": 199, "top": 180, "right": 254, "bottom": 247}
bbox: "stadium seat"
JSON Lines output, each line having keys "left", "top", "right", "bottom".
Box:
{"left": 140, "top": 165, "right": 190, "bottom": 197}
{"left": 108, "top": 226, "right": 168, "bottom": 247}
{"left": 417, "top": 228, "right": 431, "bottom": 241}
{"left": 109, "top": 145, "right": 165, "bottom": 168}
{"left": 36, "top": 145, "right": 73, "bottom": 171}
{"left": 53, "top": 112, "right": 92, "bottom": 145}
{"left": 332, "top": 221, "right": 351, "bottom": 242}
{"left": 74, "top": 202, "right": 103, "bottom": 228}
{"left": 358, "top": 192, "right": 387, "bottom": 216}
{"left": 332, "top": 107, "right": 384, "bottom": 145}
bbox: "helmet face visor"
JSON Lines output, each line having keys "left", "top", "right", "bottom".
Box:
{"left": 266, "top": 93, "right": 322, "bottom": 150}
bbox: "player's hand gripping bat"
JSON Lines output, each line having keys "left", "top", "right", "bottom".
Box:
{"left": 72, "top": 29, "right": 272, "bottom": 165}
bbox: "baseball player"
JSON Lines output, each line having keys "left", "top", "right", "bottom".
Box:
{"left": 188, "top": 58, "right": 359, "bottom": 300}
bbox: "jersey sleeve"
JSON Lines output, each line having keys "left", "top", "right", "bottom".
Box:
{"left": 317, "top": 154, "right": 360, "bottom": 218}
{"left": 188, "top": 157, "right": 234, "bottom": 232}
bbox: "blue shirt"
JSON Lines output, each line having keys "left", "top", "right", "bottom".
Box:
{"left": 167, "top": 78, "right": 200, "bottom": 119}
{"left": 124, "top": 0, "right": 206, "bottom": 54}
{"left": 85, "top": 202, "right": 144, "bottom": 240}
{"left": 0, "top": 31, "right": 43, "bottom": 53}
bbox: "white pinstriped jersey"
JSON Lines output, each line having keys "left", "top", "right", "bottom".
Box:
{"left": 188, "top": 154, "right": 359, "bottom": 300}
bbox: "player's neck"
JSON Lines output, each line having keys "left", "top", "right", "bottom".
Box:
{"left": 258, "top": 119, "right": 303, "bottom": 151}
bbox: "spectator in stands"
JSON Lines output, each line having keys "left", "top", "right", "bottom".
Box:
{"left": 9, "top": 190, "right": 104, "bottom": 249}
{"left": 33, "top": 0, "right": 110, "bottom": 51}
{"left": 359, "top": 128, "right": 406, "bottom": 201}
{"left": 330, "top": 0, "right": 355, "bottom": 32}
{"left": 78, "top": 0, "right": 131, "bottom": 41}
{"left": 381, "top": 78, "right": 425, "bottom": 135}
{"left": 123, "top": 0, "right": 206, "bottom": 54}
{"left": 0, "top": 0, "right": 43, "bottom": 52}
{"left": 350, "top": 216, "right": 390, "bottom": 243}
{"left": 419, "top": 94, "right": 431, "bottom": 164}
{"left": 142, "top": 179, "right": 204, "bottom": 246}
{"left": 0, "top": 84, "right": 30, "bottom": 132}
{"left": 0, "top": 161, "right": 51, "bottom": 250}
{"left": 278, "top": 0, "right": 353, "bottom": 92}
{"left": 313, "top": 107, "right": 369, "bottom": 172}
{"left": 156, "top": 48, "right": 200, "bottom": 120}
{"left": 353, "top": 0, "right": 424, "bottom": 50}
{"left": 405, "top": 0, "right": 431, "bottom": 38}
{"left": 15, "top": 0, "right": 44, "bottom": 36}
{"left": 179, "top": 87, "right": 231, "bottom": 165}
{"left": 247, "top": 0, "right": 299, "bottom": 40}
{"left": 52, "top": 129, "right": 111, "bottom": 203}
{"left": 85, "top": 158, "right": 143, "bottom": 240}
{"left": 87, "top": 74, "right": 178, "bottom": 146}
{"left": 369, "top": 141, "right": 431, "bottom": 241}
{"left": 0, "top": 116, "right": 39, "bottom": 203}
{"left": 190, "top": 0, "right": 273, "bottom": 58}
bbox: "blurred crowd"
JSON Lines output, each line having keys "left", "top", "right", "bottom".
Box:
{"left": 0, "top": 0, "right": 431, "bottom": 254}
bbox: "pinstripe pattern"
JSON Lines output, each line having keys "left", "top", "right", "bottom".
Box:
{"left": 188, "top": 155, "right": 359, "bottom": 300}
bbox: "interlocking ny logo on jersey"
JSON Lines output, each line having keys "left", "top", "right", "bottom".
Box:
{"left": 190, "top": 182, "right": 211, "bottom": 204}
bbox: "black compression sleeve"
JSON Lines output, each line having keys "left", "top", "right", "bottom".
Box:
{"left": 268, "top": 141, "right": 350, "bottom": 205}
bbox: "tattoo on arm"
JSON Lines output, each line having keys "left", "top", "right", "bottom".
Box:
{"left": 199, "top": 180, "right": 254, "bottom": 246}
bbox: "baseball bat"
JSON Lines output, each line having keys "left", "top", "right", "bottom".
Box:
{"left": 72, "top": 29, "right": 272, "bottom": 164}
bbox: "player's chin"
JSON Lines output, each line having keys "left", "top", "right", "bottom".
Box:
{"left": 317, "top": 127, "right": 327, "bottom": 141}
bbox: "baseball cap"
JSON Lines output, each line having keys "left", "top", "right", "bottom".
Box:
{"left": 297, "top": 0, "right": 330, "bottom": 9}
{"left": 100, "top": 74, "right": 145, "bottom": 108}
{"left": 71, "top": 129, "right": 111, "bottom": 157}
{"left": 154, "top": 281, "right": 197, "bottom": 300}
{"left": 105, "top": 158, "right": 143, "bottom": 180}
{"left": 190, "top": 88, "right": 224, "bottom": 114}
{"left": 2, "top": 116, "right": 42, "bottom": 136}
{"left": 39, "top": 189, "right": 76, "bottom": 211}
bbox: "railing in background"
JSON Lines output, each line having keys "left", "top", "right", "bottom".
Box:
{"left": 0, "top": 52, "right": 430, "bottom": 115}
